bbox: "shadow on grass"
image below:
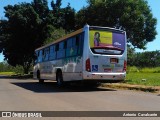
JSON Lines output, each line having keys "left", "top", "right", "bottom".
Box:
{"left": 11, "top": 81, "right": 116, "bottom": 93}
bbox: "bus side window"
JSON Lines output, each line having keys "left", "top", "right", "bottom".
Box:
{"left": 49, "top": 45, "right": 56, "bottom": 60}
{"left": 64, "top": 41, "right": 67, "bottom": 49}
{"left": 57, "top": 42, "right": 65, "bottom": 59}
{"left": 55, "top": 44, "right": 59, "bottom": 51}
{"left": 47, "top": 47, "right": 50, "bottom": 61}
{"left": 76, "top": 36, "right": 79, "bottom": 46}
{"left": 55, "top": 44, "right": 59, "bottom": 59}
{"left": 78, "top": 33, "right": 84, "bottom": 55}
{"left": 66, "top": 36, "right": 81, "bottom": 57}
{"left": 66, "top": 38, "right": 73, "bottom": 57}
{"left": 72, "top": 37, "right": 78, "bottom": 56}
{"left": 67, "top": 38, "right": 72, "bottom": 48}
{"left": 44, "top": 47, "right": 49, "bottom": 61}
{"left": 37, "top": 51, "right": 39, "bottom": 57}
{"left": 77, "top": 33, "right": 84, "bottom": 55}
{"left": 34, "top": 51, "right": 38, "bottom": 64}
{"left": 59, "top": 42, "right": 64, "bottom": 50}
{"left": 76, "top": 35, "right": 80, "bottom": 55}
{"left": 42, "top": 49, "right": 45, "bottom": 61}
{"left": 39, "top": 50, "right": 43, "bottom": 62}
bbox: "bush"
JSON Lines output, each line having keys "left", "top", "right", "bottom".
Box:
{"left": 127, "top": 66, "right": 160, "bottom": 73}
{"left": 127, "top": 66, "right": 139, "bottom": 73}
{"left": 0, "top": 62, "right": 33, "bottom": 75}
{"left": 13, "top": 65, "right": 24, "bottom": 75}
{"left": 139, "top": 67, "right": 160, "bottom": 73}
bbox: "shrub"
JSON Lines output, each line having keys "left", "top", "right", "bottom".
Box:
{"left": 127, "top": 66, "right": 139, "bottom": 73}
{"left": 139, "top": 67, "right": 160, "bottom": 73}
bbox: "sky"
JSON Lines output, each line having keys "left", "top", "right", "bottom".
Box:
{"left": 0, "top": 0, "right": 159, "bottom": 61}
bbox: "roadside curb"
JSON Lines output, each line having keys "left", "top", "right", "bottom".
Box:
{"left": 101, "top": 83, "right": 160, "bottom": 93}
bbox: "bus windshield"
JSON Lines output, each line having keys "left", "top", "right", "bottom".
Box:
{"left": 89, "top": 28, "right": 125, "bottom": 55}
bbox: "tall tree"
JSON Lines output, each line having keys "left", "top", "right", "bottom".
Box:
{"left": 0, "top": 0, "right": 76, "bottom": 73}
{"left": 50, "top": 0, "right": 76, "bottom": 31}
{"left": 76, "top": 0, "right": 157, "bottom": 49}
{"left": 0, "top": 1, "right": 50, "bottom": 74}
{"left": 43, "top": 25, "right": 66, "bottom": 45}
{"left": 0, "top": 20, "right": 8, "bottom": 53}
{"left": 32, "top": 0, "right": 49, "bottom": 20}
{"left": 50, "top": 0, "right": 64, "bottom": 28}
{"left": 63, "top": 3, "right": 76, "bottom": 31}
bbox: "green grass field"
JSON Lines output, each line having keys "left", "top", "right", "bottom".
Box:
{"left": 0, "top": 72, "right": 15, "bottom": 76}
{"left": 126, "top": 73, "right": 160, "bottom": 86}
{"left": 126, "top": 67, "right": 160, "bottom": 86}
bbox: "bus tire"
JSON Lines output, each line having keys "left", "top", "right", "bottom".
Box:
{"left": 56, "top": 70, "right": 63, "bottom": 87}
{"left": 37, "top": 70, "right": 44, "bottom": 84}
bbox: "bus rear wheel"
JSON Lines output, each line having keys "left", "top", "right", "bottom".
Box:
{"left": 37, "top": 70, "right": 44, "bottom": 84}
{"left": 56, "top": 71, "right": 63, "bottom": 87}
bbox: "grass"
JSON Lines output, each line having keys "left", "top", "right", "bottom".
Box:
{"left": 139, "top": 67, "right": 160, "bottom": 73}
{"left": 0, "top": 72, "right": 33, "bottom": 79}
{"left": 127, "top": 66, "right": 160, "bottom": 73}
{"left": 0, "top": 72, "right": 15, "bottom": 76}
{"left": 126, "top": 72, "right": 160, "bottom": 86}
{"left": 126, "top": 66, "right": 160, "bottom": 86}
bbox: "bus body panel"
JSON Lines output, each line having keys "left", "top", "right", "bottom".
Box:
{"left": 62, "top": 56, "right": 83, "bottom": 81}
{"left": 33, "top": 56, "right": 83, "bottom": 81}
{"left": 33, "top": 25, "right": 127, "bottom": 83}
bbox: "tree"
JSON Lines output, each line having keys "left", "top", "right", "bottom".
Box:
{"left": 0, "top": 0, "right": 76, "bottom": 74}
{"left": 0, "top": 61, "right": 14, "bottom": 72}
{"left": 0, "top": 20, "right": 8, "bottom": 53}
{"left": 50, "top": 0, "right": 76, "bottom": 31}
{"left": 127, "top": 50, "right": 160, "bottom": 68}
{"left": 32, "top": 0, "right": 49, "bottom": 20}
{"left": 127, "top": 44, "right": 136, "bottom": 66}
{"left": 50, "top": 0, "right": 64, "bottom": 28}
{"left": 43, "top": 25, "right": 66, "bottom": 45}
{"left": 63, "top": 3, "right": 76, "bottom": 31}
{"left": 0, "top": 1, "right": 50, "bottom": 74}
{"left": 76, "top": 0, "right": 157, "bottom": 49}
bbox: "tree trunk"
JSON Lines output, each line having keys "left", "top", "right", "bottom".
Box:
{"left": 23, "top": 62, "right": 31, "bottom": 74}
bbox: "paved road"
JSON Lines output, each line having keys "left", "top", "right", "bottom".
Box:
{"left": 0, "top": 77, "right": 160, "bottom": 120}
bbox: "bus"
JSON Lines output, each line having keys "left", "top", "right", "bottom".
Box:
{"left": 33, "top": 25, "right": 127, "bottom": 86}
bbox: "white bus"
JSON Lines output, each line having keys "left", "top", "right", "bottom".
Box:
{"left": 33, "top": 25, "right": 127, "bottom": 86}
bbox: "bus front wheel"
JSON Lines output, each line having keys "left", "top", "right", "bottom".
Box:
{"left": 37, "top": 70, "right": 44, "bottom": 84}
{"left": 56, "top": 71, "right": 63, "bottom": 87}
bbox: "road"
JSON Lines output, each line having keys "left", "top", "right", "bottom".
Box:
{"left": 0, "top": 77, "right": 160, "bottom": 120}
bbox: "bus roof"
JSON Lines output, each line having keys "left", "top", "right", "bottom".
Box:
{"left": 36, "top": 28, "right": 83, "bottom": 51}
